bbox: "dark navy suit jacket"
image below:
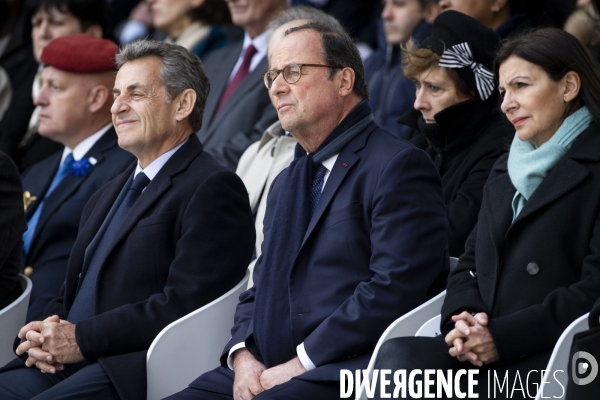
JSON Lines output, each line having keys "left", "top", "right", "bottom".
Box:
{"left": 3, "top": 136, "right": 255, "bottom": 400}
{"left": 21, "top": 128, "right": 134, "bottom": 321}
{"left": 220, "top": 122, "right": 449, "bottom": 381}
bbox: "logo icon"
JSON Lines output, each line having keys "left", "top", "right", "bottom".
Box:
{"left": 572, "top": 351, "right": 598, "bottom": 386}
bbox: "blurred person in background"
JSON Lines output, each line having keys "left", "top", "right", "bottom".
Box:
{"left": 196, "top": 0, "right": 287, "bottom": 169}
{"left": 400, "top": 11, "right": 512, "bottom": 257}
{"left": 0, "top": 0, "right": 25, "bottom": 119}
{"left": 438, "top": 0, "right": 575, "bottom": 39}
{"left": 364, "top": 0, "right": 440, "bottom": 141}
{"left": 565, "top": 0, "right": 600, "bottom": 60}
{"left": 148, "top": 0, "right": 232, "bottom": 59}
{"left": 0, "top": 0, "right": 107, "bottom": 172}
{"left": 291, "top": 0, "right": 382, "bottom": 60}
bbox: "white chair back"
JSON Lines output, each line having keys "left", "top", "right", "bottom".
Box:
{"left": 356, "top": 290, "right": 446, "bottom": 399}
{"left": 146, "top": 270, "right": 250, "bottom": 400}
{"left": 535, "top": 313, "right": 589, "bottom": 400}
{"left": 415, "top": 315, "right": 442, "bottom": 337}
{"left": 0, "top": 274, "right": 32, "bottom": 367}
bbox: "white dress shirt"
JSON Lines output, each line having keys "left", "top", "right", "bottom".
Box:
{"left": 59, "top": 123, "right": 112, "bottom": 166}
{"left": 227, "top": 31, "right": 269, "bottom": 83}
{"left": 227, "top": 153, "right": 339, "bottom": 371}
{"left": 134, "top": 138, "right": 188, "bottom": 181}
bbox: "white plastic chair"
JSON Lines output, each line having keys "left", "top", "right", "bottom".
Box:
{"left": 356, "top": 290, "right": 447, "bottom": 399}
{"left": 355, "top": 257, "right": 457, "bottom": 399}
{"left": 0, "top": 274, "right": 32, "bottom": 367}
{"left": 415, "top": 314, "right": 442, "bottom": 337}
{"left": 146, "top": 270, "right": 250, "bottom": 400}
{"left": 535, "top": 313, "right": 589, "bottom": 400}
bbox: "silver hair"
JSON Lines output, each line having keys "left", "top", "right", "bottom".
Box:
{"left": 267, "top": 5, "right": 346, "bottom": 39}
{"left": 115, "top": 40, "right": 210, "bottom": 132}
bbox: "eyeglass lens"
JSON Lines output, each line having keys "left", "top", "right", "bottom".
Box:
{"left": 264, "top": 64, "right": 302, "bottom": 89}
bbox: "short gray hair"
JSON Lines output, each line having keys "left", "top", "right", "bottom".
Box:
{"left": 267, "top": 6, "right": 345, "bottom": 38}
{"left": 116, "top": 40, "right": 210, "bottom": 132}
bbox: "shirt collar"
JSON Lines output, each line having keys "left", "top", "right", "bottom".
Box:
{"left": 134, "top": 137, "right": 188, "bottom": 181}
{"left": 242, "top": 30, "right": 268, "bottom": 63}
{"left": 321, "top": 154, "right": 338, "bottom": 172}
{"left": 60, "top": 123, "right": 112, "bottom": 166}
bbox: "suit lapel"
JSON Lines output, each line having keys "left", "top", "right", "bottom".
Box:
{"left": 78, "top": 164, "right": 134, "bottom": 280}
{"left": 200, "top": 41, "right": 244, "bottom": 139}
{"left": 506, "top": 125, "right": 600, "bottom": 234}
{"left": 299, "top": 129, "right": 370, "bottom": 249}
{"left": 508, "top": 159, "right": 588, "bottom": 231}
{"left": 25, "top": 153, "right": 61, "bottom": 219}
{"left": 31, "top": 129, "right": 118, "bottom": 246}
{"left": 98, "top": 136, "right": 203, "bottom": 264}
{"left": 203, "top": 54, "right": 268, "bottom": 146}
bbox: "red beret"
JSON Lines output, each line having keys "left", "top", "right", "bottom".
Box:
{"left": 40, "top": 34, "right": 119, "bottom": 73}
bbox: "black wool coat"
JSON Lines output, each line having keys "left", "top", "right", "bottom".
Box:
{"left": 1, "top": 135, "right": 255, "bottom": 400}
{"left": 0, "top": 149, "right": 26, "bottom": 308}
{"left": 403, "top": 97, "right": 513, "bottom": 257}
{"left": 442, "top": 121, "right": 600, "bottom": 369}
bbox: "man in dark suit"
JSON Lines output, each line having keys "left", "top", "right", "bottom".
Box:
{"left": 197, "top": 0, "right": 287, "bottom": 169}
{"left": 0, "top": 150, "right": 26, "bottom": 310}
{"left": 0, "top": 0, "right": 108, "bottom": 172}
{"left": 0, "top": 39, "right": 255, "bottom": 399}
{"left": 20, "top": 34, "right": 135, "bottom": 322}
{"left": 169, "top": 21, "right": 448, "bottom": 400}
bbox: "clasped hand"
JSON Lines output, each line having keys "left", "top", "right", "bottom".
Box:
{"left": 15, "top": 315, "right": 84, "bottom": 374}
{"left": 231, "top": 349, "right": 306, "bottom": 400}
{"left": 444, "top": 311, "right": 499, "bottom": 367}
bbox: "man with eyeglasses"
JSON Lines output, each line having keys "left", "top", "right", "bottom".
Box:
{"left": 168, "top": 21, "right": 449, "bottom": 400}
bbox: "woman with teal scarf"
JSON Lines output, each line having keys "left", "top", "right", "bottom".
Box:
{"left": 372, "top": 28, "right": 600, "bottom": 399}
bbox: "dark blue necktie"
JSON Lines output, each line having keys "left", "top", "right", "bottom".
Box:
{"left": 310, "top": 164, "right": 327, "bottom": 217}
{"left": 23, "top": 153, "right": 75, "bottom": 254}
{"left": 68, "top": 172, "right": 150, "bottom": 323}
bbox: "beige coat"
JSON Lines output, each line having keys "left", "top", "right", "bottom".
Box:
{"left": 236, "top": 121, "right": 297, "bottom": 284}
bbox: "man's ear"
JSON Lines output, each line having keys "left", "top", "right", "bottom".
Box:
{"left": 563, "top": 71, "right": 581, "bottom": 103}
{"left": 174, "top": 89, "right": 197, "bottom": 122}
{"left": 338, "top": 67, "right": 356, "bottom": 98}
{"left": 85, "top": 24, "right": 103, "bottom": 39}
{"left": 88, "top": 85, "right": 110, "bottom": 113}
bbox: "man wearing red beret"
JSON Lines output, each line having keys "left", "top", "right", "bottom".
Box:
{"left": 19, "top": 34, "right": 135, "bottom": 323}
{"left": 0, "top": 39, "right": 255, "bottom": 400}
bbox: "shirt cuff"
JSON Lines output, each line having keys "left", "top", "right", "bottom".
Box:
{"left": 227, "top": 342, "right": 246, "bottom": 370}
{"left": 296, "top": 342, "right": 316, "bottom": 371}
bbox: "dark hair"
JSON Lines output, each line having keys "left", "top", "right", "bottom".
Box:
{"left": 285, "top": 21, "right": 369, "bottom": 100}
{"left": 191, "top": 0, "right": 231, "bottom": 26}
{"left": 26, "top": 0, "right": 108, "bottom": 35}
{"left": 117, "top": 40, "right": 210, "bottom": 132}
{"left": 495, "top": 27, "right": 600, "bottom": 124}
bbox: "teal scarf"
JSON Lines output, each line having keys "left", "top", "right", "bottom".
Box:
{"left": 508, "top": 106, "right": 593, "bottom": 220}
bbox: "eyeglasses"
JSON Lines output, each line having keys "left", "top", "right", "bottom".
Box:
{"left": 261, "top": 63, "right": 343, "bottom": 90}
